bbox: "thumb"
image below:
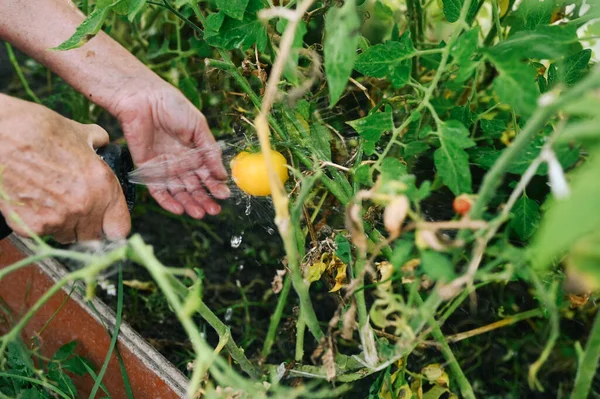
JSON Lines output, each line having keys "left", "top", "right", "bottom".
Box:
{"left": 85, "top": 124, "right": 110, "bottom": 149}
{"left": 102, "top": 188, "right": 132, "bottom": 240}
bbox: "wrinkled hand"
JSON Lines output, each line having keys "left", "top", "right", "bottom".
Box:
{"left": 115, "top": 82, "right": 230, "bottom": 219}
{"left": 0, "top": 95, "right": 131, "bottom": 243}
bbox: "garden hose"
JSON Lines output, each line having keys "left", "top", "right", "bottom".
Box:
{"left": 0, "top": 143, "right": 136, "bottom": 240}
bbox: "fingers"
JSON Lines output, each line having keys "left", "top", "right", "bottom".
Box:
{"left": 201, "top": 141, "right": 228, "bottom": 181}
{"left": 148, "top": 186, "right": 185, "bottom": 215}
{"left": 85, "top": 124, "right": 110, "bottom": 149}
{"left": 191, "top": 188, "right": 221, "bottom": 216}
{"left": 196, "top": 168, "right": 230, "bottom": 200}
{"left": 102, "top": 193, "right": 131, "bottom": 240}
{"left": 173, "top": 191, "right": 206, "bottom": 219}
{"left": 75, "top": 208, "right": 105, "bottom": 242}
{"left": 193, "top": 115, "right": 230, "bottom": 194}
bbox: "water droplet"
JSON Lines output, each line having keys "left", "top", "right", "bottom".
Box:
{"left": 245, "top": 197, "right": 252, "bottom": 216}
{"left": 238, "top": 264, "right": 244, "bottom": 271}
{"left": 266, "top": 227, "right": 275, "bottom": 235}
{"left": 230, "top": 235, "right": 243, "bottom": 248}
{"left": 225, "top": 307, "right": 233, "bottom": 322}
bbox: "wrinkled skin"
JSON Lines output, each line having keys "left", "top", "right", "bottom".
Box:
{"left": 0, "top": 0, "right": 230, "bottom": 242}
{"left": 115, "top": 83, "right": 230, "bottom": 219}
{"left": 0, "top": 94, "right": 130, "bottom": 242}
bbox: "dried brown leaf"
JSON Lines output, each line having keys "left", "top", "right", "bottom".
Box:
{"left": 384, "top": 195, "right": 410, "bottom": 238}
{"left": 271, "top": 269, "right": 286, "bottom": 294}
{"left": 416, "top": 229, "right": 448, "bottom": 251}
{"left": 323, "top": 347, "right": 336, "bottom": 381}
{"left": 341, "top": 301, "right": 358, "bottom": 340}
{"left": 123, "top": 280, "right": 156, "bottom": 293}
{"left": 346, "top": 202, "right": 367, "bottom": 254}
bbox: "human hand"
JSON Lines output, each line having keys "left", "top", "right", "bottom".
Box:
{"left": 114, "top": 80, "right": 231, "bottom": 219}
{"left": 0, "top": 95, "right": 131, "bottom": 243}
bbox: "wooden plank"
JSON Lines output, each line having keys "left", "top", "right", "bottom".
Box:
{"left": 0, "top": 235, "right": 189, "bottom": 399}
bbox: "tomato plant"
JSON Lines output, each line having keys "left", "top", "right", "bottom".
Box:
{"left": 5, "top": 0, "right": 600, "bottom": 398}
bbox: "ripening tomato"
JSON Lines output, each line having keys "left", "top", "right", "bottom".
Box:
{"left": 453, "top": 194, "right": 473, "bottom": 216}
{"left": 499, "top": 0, "right": 509, "bottom": 17}
{"left": 230, "top": 149, "right": 289, "bottom": 196}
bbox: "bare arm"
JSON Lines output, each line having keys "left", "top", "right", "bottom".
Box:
{"left": 0, "top": 0, "right": 230, "bottom": 219}
{"left": 0, "top": 0, "right": 156, "bottom": 115}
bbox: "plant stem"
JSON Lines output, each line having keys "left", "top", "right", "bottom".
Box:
{"left": 296, "top": 308, "right": 306, "bottom": 362}
{"left": 88, "top": 263, "right": 124, "bottom": 399}
{"left": 4, "top": 43, "right": 42, "bottom": 104}
{"left": 130, "top": 236, "right": 214, "bottom": 398}
{"left": 417, "top": 295, "right": 475, "bottom": 399}
{"left": 169, "top": 276, "right": 261, "bottom": 378}
{"left": 352, "top": 258, "right": 369, "bottom": 331}
{"left": 571, "top": 307, "right": 600, "bottom": 399}
{"left": 469, "top": 65, "right": 600, "bottom": 221}
{"left": 205, "top": 57, "right": 352, "bottom": 205}
{"left": 262, "top": 274, "right": 292, "bottom": 360}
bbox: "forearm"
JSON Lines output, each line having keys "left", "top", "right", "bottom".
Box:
{"left": 0, "top": 0, "right": 160, "bottom": 116}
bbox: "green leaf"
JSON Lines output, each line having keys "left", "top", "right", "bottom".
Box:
{"left": 557, "top": 118, "right": 600, "bottom": 145}
{"left": 354, "top": 34, "right": 415, "bottom": 88}
{"left": 532, "top": 147, "right": 600, "bottom": 270}
{"left": 488, "top": 25, "right": 577, "bottom": 61}
{"left": 480, "top": 119, "right": 506, "bottom": 138}
{"left": 450, "top": 28, "right": 479, "bottom": 67}
{"left": 391, "top": 240, "right": 413, "bottom": 269}
{"left": 403, "top": 141, "right": 429, "bottom": 158}
{"left": 491, "top": 60, "right": 538, "bottom": 116}
{"left": 206, "top": 11, "right": 226, "bottom": 32}
{"left": 449, "top": 104, "right": 473, "bottom": 128}
{"left": 470, "top": 134, "right": 579, "bottom": 175}
{"left": 204, "top": 0, "right": 267, "bottom": 52}
{"left": 433, "top": 121, "right": 475, "bottom": 195}
{"left": 537, "top": 75, "right": 548, "bottom": 93}
{"left": 309, "top": 122, "right": 332, "bottom": 161}
{"left": 335, "top": 234, "right": 352, "bottom": 264}
{"left": 346, "top": 107, "right": 394, "bottom": 142}
{"left": 442, "top": 0, "right": 479, "bottom": 23}
{"left": 380, "top": 158, "right": 408, "bottom": 180}
{"left": 354, "top": 164, "right": 373, "bottom": 186}
{"left": 277, "top": 19, "right": 308, "bottom": 84}
{"left": 52, "top": 6, "right": 112, "bottom": 50}
{"left": 548, "top": 63, "right": 557, "bottom": 87}
{"left": 22, "top": 389, "right": 42, "bottom": 399}
{"left": 420, "top": 251, "right": 455, "bottom": 281}
{"left": 52, "top": 341, "right": 77, "bottom": 362}
{"left": 510, "top": 196, "right": 540, "bottom": 240}
{"left": 62, "top": 356, "right": 95, "bottom": 377}
{"left": 48, "top": 369, "right": 77, "bottom": 398}
{"left": 563, "top": 49, "right": 592, "bottom": 85}
{"left": 216, "top": 0, "right": 249, "bottom": 20}
{"left": 509, "top": 0, "right": 553, "bottom": 33}
{"left": 179, "top": 77, "right": 201, "bottom": 108}
{"left": 7, "top": 341, "right": 33, "bottom": 374}
{"left": 324, "top": 0, "right": 360, "bottom": 106}
{"left": 450, "top": 28, "right": 480, "bottom": 82}
{"left": 127, "top": 0, "right": 147, "bottom": 21}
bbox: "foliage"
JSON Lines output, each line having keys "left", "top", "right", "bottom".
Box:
{"left": 5, "top": 0, "right": 600, "bottom": 397}
{"left": 0, "top": 338, "right": 96, "bottom": 399}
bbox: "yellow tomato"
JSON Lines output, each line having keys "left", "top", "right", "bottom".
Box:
{"left": 498, "top": 0, "right": 509, "bottom": 17}
{"left": 230, "top": 150, "right": 289, "bottom": 196}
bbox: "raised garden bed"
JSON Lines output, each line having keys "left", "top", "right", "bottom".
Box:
{"left": 0, "top": 234, "right": 188, "bottom": 398}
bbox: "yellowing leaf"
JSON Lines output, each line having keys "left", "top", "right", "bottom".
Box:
{"left": 123, "top": 280, "right": 156, "bottom": 293}
{"left": 421, "top": 363, "right": 444, "bottom": 382}
{"left": 376, "top": 261, "right": 394, "bottom": 291}
{"left": 307, "top": 261, "right": 327, "bottom": 283}
{"left": 328, "top": 259, "right": 347, "bottom": 293}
